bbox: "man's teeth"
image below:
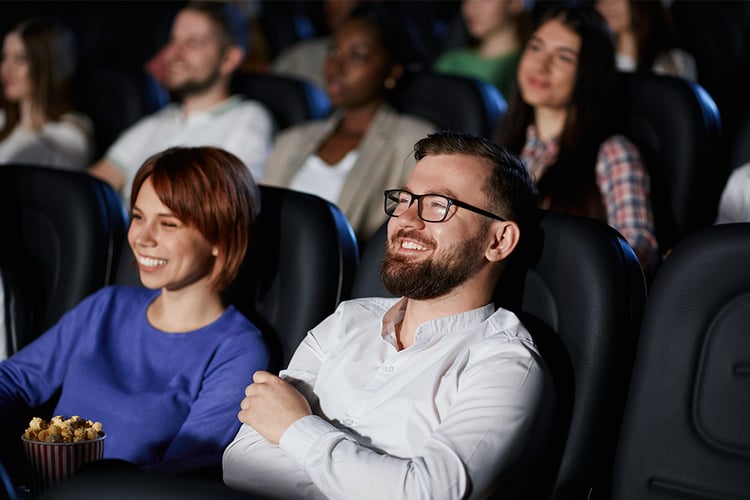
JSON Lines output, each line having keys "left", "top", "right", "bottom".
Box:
{"left": 402, "top": 241, "right": 425, "bottom": 250}
{"left": 138, "top": 256, "right": 167, "bottom": 267}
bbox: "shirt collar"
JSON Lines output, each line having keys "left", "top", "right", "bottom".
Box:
{"left": 380, "top": 298, "right": 496, "bottom": 349}
{"left": 174, "top": 95, "right": 244, "bottom": 125}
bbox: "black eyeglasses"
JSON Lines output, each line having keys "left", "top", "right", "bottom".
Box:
{"left": 383, "top": 189, "right": 506, "bottom": 223}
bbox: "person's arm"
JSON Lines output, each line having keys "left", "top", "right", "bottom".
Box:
{"left": 88, "top": 158, "right": 126, "bottom": 193}
{"left": 150, "top": 329, "right": 270, "bottom": 474}
{"left": 715, "top": 163, "right": 750, "bottom": 224}
{"left": 596, "top": 135, "right": 659, "bottom": 268}
{"left": 35, "top": 115, "right": 94, "bottom": 170}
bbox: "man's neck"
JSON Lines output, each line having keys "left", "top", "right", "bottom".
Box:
{"left": 395, "top": 283, "right": 494, "bottom": 351}
{"left": 181, "top": 84, "right": 232, "bottom": 116}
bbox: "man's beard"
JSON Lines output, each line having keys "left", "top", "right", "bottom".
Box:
{"left": 380, "top": 227, "right": 488, "bottom": 300}
{"left": 167, "top": 66, "right": 223, "bottom": 99}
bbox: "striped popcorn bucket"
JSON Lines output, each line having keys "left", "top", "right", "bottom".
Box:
{"left": 21, "top": 435, "right": 105, "bottom": 493}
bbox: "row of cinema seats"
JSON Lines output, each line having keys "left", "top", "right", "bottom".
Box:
{"left": 1, "top": 162, "right": 748, "bottom": 499}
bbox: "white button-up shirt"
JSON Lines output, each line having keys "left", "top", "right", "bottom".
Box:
{"left": 223, "top": 297, "right": 553, "bottom": 500}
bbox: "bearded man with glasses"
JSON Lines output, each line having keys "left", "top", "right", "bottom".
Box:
{"left": 224, "top": 130, "right": 554, "bottom": 500}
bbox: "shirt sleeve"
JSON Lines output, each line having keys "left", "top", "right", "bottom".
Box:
{"left": 219, "top": 101, "right": 274, "bottom": 183}
{"left": 0, "top": 291, "right": 104, "bottom": 419}
{"left": 715, "top": 163, "right": 750, "bottom": 224}
{"left": 37, "top": 115, "right": 94, "bottom": 170}
{"left": 156, "top": 328, "right": 270, "bottom": 473}
{"left": 595, "top": 135, "right": 659, "bottom": 268}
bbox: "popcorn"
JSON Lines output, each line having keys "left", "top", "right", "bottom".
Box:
{"left": 22, "top": 415, "right": 104, "bottom": 443}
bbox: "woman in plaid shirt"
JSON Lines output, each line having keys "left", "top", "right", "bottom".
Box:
{"left": 496, "top": 4, "right": 658, "bottom": 273}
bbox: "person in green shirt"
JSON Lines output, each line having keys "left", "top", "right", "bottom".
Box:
{"left": 433, "top": 0, "right": 530, "bottom": 98}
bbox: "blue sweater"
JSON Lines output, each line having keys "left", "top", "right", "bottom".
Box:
{"left": 0, "top": 286, "right": 269, "bottom": 471}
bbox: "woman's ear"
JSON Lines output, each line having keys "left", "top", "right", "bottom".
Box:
{"left": 485, "top": 221, "right": 521, "bottom": 262}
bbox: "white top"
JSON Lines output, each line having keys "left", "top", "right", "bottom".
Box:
{"left": 616, "top": 48, "right": 698, "bottom": 81}
{"left": 288, "top": 150, "right": 358, "bottom": 205}
{"left": 716, "top": 162, "right": 750, "bottom": 224}
{"left": 105, "top": 95, "right": 273, "bottom": 204}
{"left": 223, "top": 297, "right": 552, "bottom": 500}
{"left": 0, "top": 111, "right": 93, "bottom": 170}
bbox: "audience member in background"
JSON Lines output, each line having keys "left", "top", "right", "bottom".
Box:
{"left": 432, "top": 0, "right": 531, "bottom": 97}
{"left": 89, "top": 1, "right": 273, "bottom": 206}
{"left": 261, "top": 5, "right": 436, "bottom": 243}
{"left": 224, "top": 130, "right": 552, "bottom": 500}
{"left": 715, "top": 161, "right": 750, "bottom": 224}
{"left": 270, "top": 0, "right": 362, "bottom": 89}
{"left": 0, "top": 146, "right": 269, "bottom": 476}
{"left": 0, "top": 18, "right": 93, "bottom": 169}
{"left": 496, "top": 4, "right": 658, "bottom": 272}
{"left": 595, "top": 0, "right": 696, "bottom": 80}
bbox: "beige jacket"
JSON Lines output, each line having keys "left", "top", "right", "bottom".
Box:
{"left": 261, "top": 104, "right": 437, "bottom": 241}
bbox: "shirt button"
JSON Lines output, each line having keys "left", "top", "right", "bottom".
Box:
{"left": 343, "top": 418, "right": 354, "bottom": 426}
{"left": 382, "top": 365, "right": 394, "bottom": 373}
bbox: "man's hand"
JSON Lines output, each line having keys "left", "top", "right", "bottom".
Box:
{"left": 238, "top": 370, "right": 312, "bottom": 444}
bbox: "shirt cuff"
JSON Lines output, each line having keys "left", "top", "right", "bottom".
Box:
{"left": 279, "top": 415, "right": 337, "bottom": 467}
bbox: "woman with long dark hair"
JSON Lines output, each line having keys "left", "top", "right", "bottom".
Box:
{"left": 496, "top": 4, "right": 658, "bottom": 271}
{"left": 0, "top": 19, "right": 93, "bottom": 169}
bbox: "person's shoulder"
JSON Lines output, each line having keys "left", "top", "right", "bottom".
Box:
{"left": 225, "top": 95, "right": 272, "bottom": 117}
{"left": 434, "top": 47, "right": 477, "bottom": 67}
{"left": 275, "top": 115, "right": 331, "bottom": 142}
{"left": 378, "top": 104, "right": 437, "bottom": 134}
{"left": 273, "top": 36, "right": 330, "bottom": 64}
{"left": 480, "top": 306, "right": 542, "bottom": 357}
{"left": 120, "top": 103, "right": 180, "bottom": 134}
{"left": 599, "top": 133, "right": 641, "bottom": 157}
{"left": 394, "top": 112, "right": 438, "bottom": 134}
{"left": 221, "top": 305, "right": 263, "bottom": 338}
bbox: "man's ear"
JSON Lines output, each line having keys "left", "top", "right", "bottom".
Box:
{"left": 220, "top": 45, "right": 245, "bottom": 75}
{"left": 485, "top": 221, "right": 521, "bottom": 262}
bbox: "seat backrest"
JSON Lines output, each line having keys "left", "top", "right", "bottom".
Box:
{"left": 617, "top": 71, "right": 724, "bottom": 253}
{"left": 388, "top": 70, "right": 507, "bottom": 139}
{"left": 352, "top": 211, "right": 647, "bottom": 499}
{"left": 0, "top": 165, "right": 128, "bottom": 354}
{"left": 611, "top": 222, "right": 750, "bottom": 500}
{"left": 231, "top": 72, "right": 331, "bottom": 131}
{"left": 73, "top": 65, "right": 168, "bottom": 159}
{"left": 115, "top": 185, "right": 359, "bottom": 372}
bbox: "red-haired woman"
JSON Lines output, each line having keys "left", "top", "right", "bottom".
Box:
{"left": 0, "top": 146, "right": 269, "bottom": 474}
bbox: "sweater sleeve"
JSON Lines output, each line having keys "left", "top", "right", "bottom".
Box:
{"left": 0, "top": 291, "right": 105, "bottom": 414}
{"left": 154, "top": 326, "right": 270, "bottom": 473}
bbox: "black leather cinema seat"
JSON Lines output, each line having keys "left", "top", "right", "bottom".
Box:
{"left": 389, "top": 70, "right": 507, "bottom": 139}
{"left": 617, "top": 71, "right": 724, "bottom": 254}
{"left": 352, "top": 210, "right": 647, "bottom": 499}
{"left": 231, "top": 72, "right": 331, "bottom": 131}
{"left": 611, "top": 223, "right": 750, "bottom": 499}
{"left": 116, "top": 185, "right": 359, "bottom": 372}
{"left": 0, "top": 165, "right": 128, "bottom": 354}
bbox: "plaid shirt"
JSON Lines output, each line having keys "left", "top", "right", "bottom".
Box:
{"left": 521, "top": 125, "right": 658, "bottom": 269}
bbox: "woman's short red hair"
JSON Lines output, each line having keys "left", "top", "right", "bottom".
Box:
{"left": 130, "top": 146, "right": 260, "bottom": 292}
